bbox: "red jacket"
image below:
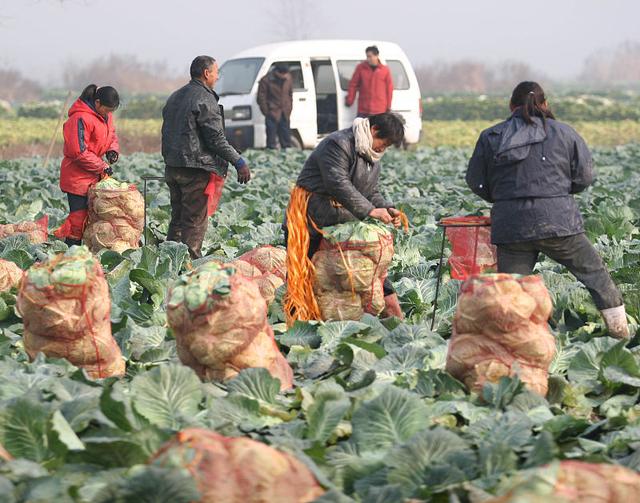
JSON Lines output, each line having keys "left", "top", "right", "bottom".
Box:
{"left": 346, "top": 61, "right": 394, "bottom": 116}
{"left": 60, "top": 99, "right": 119, "bottom": 195}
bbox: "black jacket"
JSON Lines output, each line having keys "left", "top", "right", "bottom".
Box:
{"left": 466, "top": 110, "right": 593, "bottom": 244}
{"left": 161, "top": 79, "right": 241, "bottom": 176}
{"left": 295, "top": 128, "right": 392, "bottom": 236}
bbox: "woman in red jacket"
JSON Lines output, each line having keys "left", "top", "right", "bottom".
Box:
{"left": 55, "top": 84, "right": 120, "bottom": 246}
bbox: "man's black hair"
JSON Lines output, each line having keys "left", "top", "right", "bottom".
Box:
{"left": 190, "top": 55, "right": 216, "bottom": 79}
{"left": 369, "top": 112, "right": 405, "bottom": 147}
{"left": 365, "top": 45, "right": 380, "bottom": 55}
{"left": 275, "top": 63, "right": 289, "bottom": 73}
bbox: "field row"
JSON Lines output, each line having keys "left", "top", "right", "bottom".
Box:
{"left": 1, "top": 119, "right": 639, "bottom": 158}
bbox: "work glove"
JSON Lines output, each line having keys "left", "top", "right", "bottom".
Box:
{"left": 103, "top": 166, "right": 114, "bottom": 177}
{"left": 106, "top": 150, "right": 119, "bottom": 165}
{"left": 237, "top": 165, "right": 251, "bottom": 184}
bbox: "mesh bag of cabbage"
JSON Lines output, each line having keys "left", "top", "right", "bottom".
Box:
{"left": 0, "top": 215, "right": 49, "bottom": 244}
{"left": 312, "top": 220, "right": 394, "bottom": 321}
{"left": 230, "top": 246, "right": 287, "bottom": 305}
{"left": 442, "top": 216, "right": 496, "bottom": 280}
{"left": 82, "top": 177, "right": 144, "bottom": 254}
{"left": 445, "top": 273, "right": 556, "bottom": 396}
{"left": 16, "top": 246, "right": 125, "bottom": 379}
{"left": 166, "top": 262, "right": 293, "bottom": 389}
{"left": 151, "top": 428, "right": 325, "bottom": 503}
{"left": 487, "top": 460, "right": 640, "bottom": 502}
{"left": 0, "top": 259, "right": 22, "bottom": 292}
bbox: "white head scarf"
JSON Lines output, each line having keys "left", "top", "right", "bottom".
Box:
{"left": 352, "top": 117, "right": 385, "bottom": 163}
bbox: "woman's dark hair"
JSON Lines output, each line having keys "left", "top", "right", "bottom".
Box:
{"left": 365, "top": 45, "right": 380, "bottom": 56}
{"left": 510, "top": 81, "right": 555, "bottom": 125}
{"left": 80, "top": 84, "right": 120, "bottom": 109}
{"left": 369, "top": 112, "right": 405, "bottom": 147}
{"left": 190, "top": 55, "right": 216, "bottom": 79}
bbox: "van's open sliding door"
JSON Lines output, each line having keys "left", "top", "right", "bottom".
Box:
{"left": 310, "top": 59, "right": 338, "bottom": 136}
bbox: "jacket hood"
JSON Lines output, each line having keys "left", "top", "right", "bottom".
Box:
{"left": 67, "top": 98, "right": 107, "bottom": 122}
{"left": 494, "top": 110, "right": 547, "bottom": 166}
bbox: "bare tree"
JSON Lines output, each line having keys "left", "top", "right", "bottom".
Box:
{"left": 0, "top": 68, "right": 42, "bottom": 101}
{"left": 62, "top": 54, "right": 184, "bottom": 94}
{"left": 264, "top": 0, "right": 319, "bottom": 40}
{"left": 580, "top": 41, "right": 640, "bottom": 85}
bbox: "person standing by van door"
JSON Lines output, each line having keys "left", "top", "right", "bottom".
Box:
{"left": 346, "top": 46, "right": 394, "bottom": 118}
{"left": 257, "top": 63, "right": 293, "bottom": 149}
{"left": 466, "top": 81, "right": 629, "bottom": 339}
{"left": 162, "top": 55, "right": 252, "bottom": 259}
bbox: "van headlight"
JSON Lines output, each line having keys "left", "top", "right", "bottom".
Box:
{"left": 230, "top": 106, "right": 252, "bottom": 121}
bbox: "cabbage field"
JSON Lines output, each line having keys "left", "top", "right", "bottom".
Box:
{"left": 0, "top": 145, "right": 639, "bottom": 502}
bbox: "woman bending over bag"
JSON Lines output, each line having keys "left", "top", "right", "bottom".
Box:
{"left": 466, "top": 81, "right": 629, "bottom": 338}
{"left": 55, "top": 85, "right": 120, "bottom": 246}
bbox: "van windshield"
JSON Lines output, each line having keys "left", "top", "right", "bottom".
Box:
{"left": 216, "top": 57, "right": 265, "bottom": 96}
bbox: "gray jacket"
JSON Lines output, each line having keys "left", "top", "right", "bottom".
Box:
{"left": 295, "top": 128, "right": 392, "bottom": 236}
{"left": 466, "top": 110, "right": 594, "bottom": 244}
{"left": 161, "top": 79, "right": 241, "bottom": 176}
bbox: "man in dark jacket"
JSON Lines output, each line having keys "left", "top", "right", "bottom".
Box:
{"left": 285, "top": 112, "right": 406, "bottom": 319}
{"left": 466, "top": 81, "right": 628, "bottom": 338}
{"left": 162, "top": 55, "right": 251, "bottom": 258}
{"left": 257, "top": 63, "right": 293, "bottom": 149}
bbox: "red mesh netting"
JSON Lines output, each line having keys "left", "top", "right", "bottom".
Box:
{"left": 0, "top": 215, "right": 48, "bottom": 244}
{"left": 230, "top": 246, "right": 287, "bottom": 305}
{"left": 442, "top": 216, "right": 496, "bottom": 280}
{"left": 0, "top": 259, "right": 22, "bottom": 292}
{"left": 446, "top": 273, "right": 556, "bottom": 396}
{"left": 167, "top": 265, "right": 293, "bottom": 390}
{"left": 83, "top": 183, "right": 144, "bottom": 253}
{"left": 488, "top": 460, "right": 640, "bottom": 502}
{"left": 205, "top": 172, "right": 225, "bottom": 217}
{"left": 312, "top": 233, "right": 394, "bottom": 321}
{"left": 16, "top": 249, "right": 125, "bottom": 379}
{"left": 150, "top": 428, "right": 325, "bottom": 503}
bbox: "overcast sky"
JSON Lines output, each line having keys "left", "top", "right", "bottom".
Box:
{"left": 0, "top": 0, "right": 638, "bottom": 84}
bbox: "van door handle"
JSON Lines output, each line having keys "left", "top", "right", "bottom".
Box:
{"left": 297, "top": 97, "right": 307, "bottom": 101}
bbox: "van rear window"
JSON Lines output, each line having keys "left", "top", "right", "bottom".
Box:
{"left": 337, "top": 60, "right": 410, "bottom": 91}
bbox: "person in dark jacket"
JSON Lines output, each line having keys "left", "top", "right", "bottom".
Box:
{"left": 285, "top": 112, "right": 406, "bottom": 321}
{"left": 162, "top": 55, "right": 252, "bottom": 258}
{"left": 54, "top": 85, "right": 120, "bottom": 246}
{"left": 257, "top": 63, "right": 293, "bottom": 149}
{"left": 466, "top": 81, "right": 629, "bottom": 338}
{"left": 346, "top": 46, "right": 394, "bottom": 117}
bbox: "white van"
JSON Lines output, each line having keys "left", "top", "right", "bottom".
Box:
{"left": 215, "top": 40, "right": 422, "bottom": 150}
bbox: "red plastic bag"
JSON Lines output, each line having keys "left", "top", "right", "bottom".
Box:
{"left": 205, "top": 173, "right": 225, "bottom": 217}
{"left": 442, "top": 216, "right": 497, "bottom": 280}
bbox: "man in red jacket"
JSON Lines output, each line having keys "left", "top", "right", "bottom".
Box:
{"left": 346, "top": 46, "right": 394, "bottom": 117}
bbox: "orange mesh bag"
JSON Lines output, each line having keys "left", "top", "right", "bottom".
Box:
{"left": 487, "top": 460, "right": 640, "bottom": 502}
{"left": 0, "top": 259, "right": 22, "bottom": 292}
{"left": 0, "top": 215, "right": 48, "bottom": 244}
{"left": 442, "top": 216, "right": 496, "bottom": 280}
{"left": 166, "top": 262, "right": 293, "bottom": 390}
{"left": 16, "top": 246, "right": 125, "bottom": 379}
{"left": 446, "top": 273, "right": 555, "bottom": 396}
{"left": 230, "top": 246, "right": 287, "bottom": 305}
{"left": 150, "top": 428, "right": 325, "bottom": 503}
{"left": 311, "top": 221, "right": 394, "bottom": 321}
{"left": 82, "top": 177, "right": 144, "bottom": 254}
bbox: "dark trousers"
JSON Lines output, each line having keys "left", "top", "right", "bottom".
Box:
{"left": 165, "top": 166, "right": 210, "bottom": 259}
{"left": 497, "top": 233, "right": 623, "bottom": 310}
{"left": 265, "top": 114, "right": 292, "bottom": 149}
{"left": 64, "top": 193, "right": 88, "bottom": 246}
{"left": 284, "top": 229, "right": 395, "bottom": 296}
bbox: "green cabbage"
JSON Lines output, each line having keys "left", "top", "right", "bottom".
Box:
{"left": 51, "top": 261, "right": 87, "bottom": 285}
{"left": 168, "top": 261, "right": 232, "bottom": 311}
{"left": 96, "top": 177, "right": 130, "bottom": 190}
{"left": 323, "top": 220, "right": 391, "bottom": 243}
{"left": 27, "top": 245, "right": 96, "bottom": 288}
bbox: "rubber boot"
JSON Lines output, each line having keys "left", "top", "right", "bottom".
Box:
{"left": 64, "top": 237, "right": 82, "bottom": 247}
{"left": 601, "top": 305, "right": 630, "bottom": 339}
{"left": 382, "top": 293, "right": 404, "bottom": 320}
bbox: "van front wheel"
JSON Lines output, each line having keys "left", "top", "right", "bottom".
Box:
{"left": 289, "top": 132, "right": 303, "bottom": 150}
